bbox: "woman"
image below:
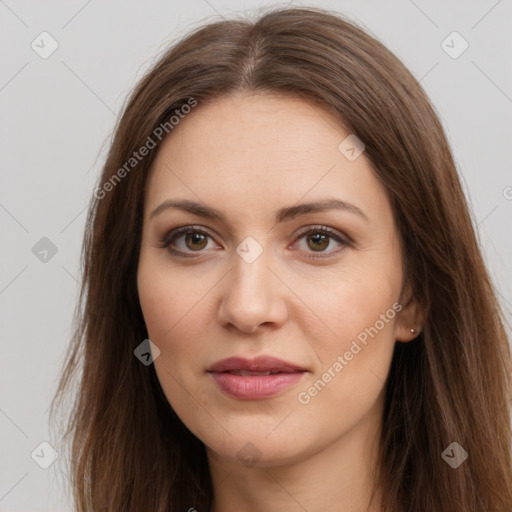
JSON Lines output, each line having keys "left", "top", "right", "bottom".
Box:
{"left": 51, "top": 6, "right": 512, "bottom": 511}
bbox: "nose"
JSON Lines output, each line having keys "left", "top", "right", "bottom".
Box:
{"left": 217, "top": 246, "right": 288, "bottom": 334}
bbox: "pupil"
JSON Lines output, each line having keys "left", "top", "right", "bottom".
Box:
{"left": 308, "top": 233, "right": 328, "bottom": 251}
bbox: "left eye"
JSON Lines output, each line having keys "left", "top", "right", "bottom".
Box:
{"left": 292, "top": 227, "right": 349, "bottom": 258}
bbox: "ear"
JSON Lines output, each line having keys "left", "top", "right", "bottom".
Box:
{"left": 394, "top": 281, "right": 427, "bottom": 343}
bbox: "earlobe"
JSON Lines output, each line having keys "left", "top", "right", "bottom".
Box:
{"left": 394, "top": 287, "right": 426, "bottom": 343}
{"left": 396, "top": 324, "right": 422, "bottom": 343}
{"left": 407, "top": 326, "right": 421, "bottom": 341}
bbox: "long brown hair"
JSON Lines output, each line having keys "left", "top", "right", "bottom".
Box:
{"left": 50, "top": 6, "right": 512, "bottom": 511}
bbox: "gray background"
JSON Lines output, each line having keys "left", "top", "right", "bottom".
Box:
{"left": 1, "top": 0, "right": 511, "bottom": 510}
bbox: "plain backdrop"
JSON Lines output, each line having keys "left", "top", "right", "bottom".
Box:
{"left": 1, "top": 0, "right": 511, "bottom": 510}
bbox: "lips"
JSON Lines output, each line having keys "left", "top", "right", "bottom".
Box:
{"left": 207, "top": 356, "right": 307, "bottom": 399}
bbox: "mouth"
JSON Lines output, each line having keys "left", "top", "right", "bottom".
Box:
{"left": 207, "top": 356, "right": 308, "bottom": 399}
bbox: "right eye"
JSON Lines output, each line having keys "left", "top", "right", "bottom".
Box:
{"left": 159, "top": 226, "right": 220, "bottom": 258}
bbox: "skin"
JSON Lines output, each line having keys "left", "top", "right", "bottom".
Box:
{"left": 137, "top": 93, "right": 423, "bottom": 512}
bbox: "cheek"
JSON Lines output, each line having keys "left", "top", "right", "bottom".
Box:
{"left": 289, "top": 264, "right": 400, "bottom": 355}
{"left": 138, "top": 261, "right": 216, "bottom": 344}
{"left": 289, "top": 264, "right": 400, "bottom": 412}
{"left": 137, "top": 273, "right": 205, "bottom": 418}
{"left": 137, "top": 266, "right": 213, "bottom": 416}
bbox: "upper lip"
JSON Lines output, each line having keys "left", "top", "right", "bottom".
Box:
{"left": 207, "top": 356, "right": 307, "bottom": 373}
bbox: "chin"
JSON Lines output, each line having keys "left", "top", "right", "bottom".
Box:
{"left": 196, "top": 416, "right": 326, "bottom": 470}
{"left": 206, "top": 438, "right": 309, "bottom": 469}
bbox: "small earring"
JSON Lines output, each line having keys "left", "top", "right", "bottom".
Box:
{"left": 410, "top": 328, "right": 416, "bottom": 334}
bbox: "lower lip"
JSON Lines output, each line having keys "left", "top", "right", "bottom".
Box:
{"left": 210, "top": 371, "right": 306, "bottom": 399}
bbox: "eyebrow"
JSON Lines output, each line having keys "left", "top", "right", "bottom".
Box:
{"left": 150, "top": 197, "right": 369, "bottom": 225}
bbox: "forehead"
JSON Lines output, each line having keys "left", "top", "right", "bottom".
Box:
{"left": 144, "top": 93, "right": 391, "bottom": 226}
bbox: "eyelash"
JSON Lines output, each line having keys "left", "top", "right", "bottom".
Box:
{"left": 158, "top": 224, "right": 351, "bottom": 260}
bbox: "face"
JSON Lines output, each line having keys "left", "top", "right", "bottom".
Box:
{"left": 137, "top": 93, "right": 418, "bottom": 469}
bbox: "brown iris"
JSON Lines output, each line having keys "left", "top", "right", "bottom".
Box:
{"left": 185, "top": 232, "right": 208, "bottom": 251}
{"left": 307, "top": 233, "right": 329, "bottom": 251}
